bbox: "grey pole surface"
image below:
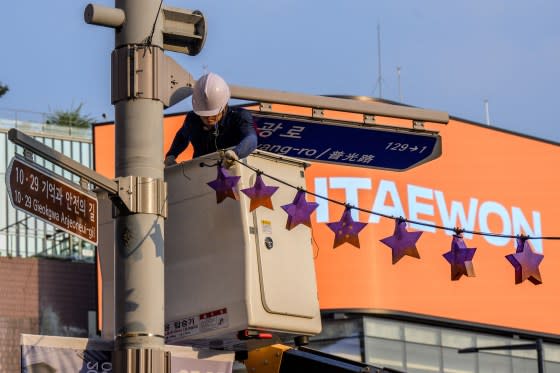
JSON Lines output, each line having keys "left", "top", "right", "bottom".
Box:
{"left": 114, "top": 0, "right": 165, "bottom": 355}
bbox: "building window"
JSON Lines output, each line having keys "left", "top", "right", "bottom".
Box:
{"left": 405, "top": 342, "right": 441, "bottom": 373}
{"left": 443, "top": 347, "right": 476, "bottom": 373}
{"left": 314, "top": 315, "right": 560, "bottom": 373}
{"left": 364, "top": 337, "right": 405, "bottom": 370}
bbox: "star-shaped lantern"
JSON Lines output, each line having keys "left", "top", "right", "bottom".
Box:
{"left": 281, "top": 190, "right": 319, "bottom": 230}
{"left": 380, "top": 219, "right": 422, "bottom": 264}
{"left": 505, "top": 237, "right": 543, "bottom": 285}
{"left": 241, "top": 173, "right": 279, "bottom": 212}
{"left": 207, "top": 165, "right": 241, "bottom": 203}
{"left": 442, "top": 233, "right": 477, "bottom": 281}
{"left": 326, "top": 206, "right": 367, "bottom": 249}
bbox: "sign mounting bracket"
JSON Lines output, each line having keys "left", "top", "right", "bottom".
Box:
{"left": 7, "top": 128, "right": 167, "bottom": 218}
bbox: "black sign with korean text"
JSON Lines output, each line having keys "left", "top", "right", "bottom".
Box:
{"left": 6, "top": 156, "right": 98, "bottom": 244}
{"left": 252, "top": 113, "right": 442, "bottom": 171}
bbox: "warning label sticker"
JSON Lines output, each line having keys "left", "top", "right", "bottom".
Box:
{"left": 165, "top": 308, "right": 229, "bottom": 343}
{"left": 261, "top": 219, "right": 272, "bottom": 234}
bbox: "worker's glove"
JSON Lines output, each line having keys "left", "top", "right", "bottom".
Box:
{"left": 164, "top": 155, "right": 177, "bottom": 167}
{"left": 223, "top": 150, "right": 239, "bottom": 168}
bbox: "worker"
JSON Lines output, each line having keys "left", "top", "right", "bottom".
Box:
{"left": 164, "top": 72, "right": 258, "bottom": 168}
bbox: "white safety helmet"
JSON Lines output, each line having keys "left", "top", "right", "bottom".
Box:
{"left": 192, "top": 72, "right": 231, "bottom": 116}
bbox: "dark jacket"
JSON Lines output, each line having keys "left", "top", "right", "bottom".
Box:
{"left": 166, "top": 107, "right": 257, "bottom": 159}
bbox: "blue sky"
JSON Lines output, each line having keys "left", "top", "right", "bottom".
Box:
{"left": 1, "top": 1, "right": 559, "bottom": 141}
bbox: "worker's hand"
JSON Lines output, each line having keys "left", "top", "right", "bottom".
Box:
{"left": 223, "top": 150, "right": 238, "bottom": 168}
{"left": 164, "top": 155, "right": 177, "bottom": 166}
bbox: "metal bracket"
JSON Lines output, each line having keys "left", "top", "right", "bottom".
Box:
{"left": 113, "top": 176, "right": 168, "bottom": 218}
{"left": 364, "top": 114, "right": 376, "bottom": 125}
{"left": 79, "top": 177, "right": 89, "bottom": 191}
{"left": 259, "top": 102, "right": 273, "bottom": 112}
{"left": 230, "top": 84, "right": 450, "bottom": 124}
{"left": 111, "top": 45, "right": 195, "bottom": 108}
{"left": 312, "top": 108, "right": 324, "bottom": 119}
{"left": 8, "top": 128, "right": 119, "bottom": 194}
{"left": 23, "top": 149, "right": 34, "bottom": 161}
{"left": 8, "top": 129, "right": 170, "bottom": 218}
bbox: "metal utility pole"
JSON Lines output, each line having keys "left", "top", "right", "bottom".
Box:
{"left": 85, "top": 1, "right": 205, "bottom": 371}
{"left": 113, "top": 0, "right": 165, "bottom": 362}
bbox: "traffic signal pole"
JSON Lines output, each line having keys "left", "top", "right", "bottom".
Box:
{"left": 86, "top": 0, "right": 169, "bottom": 370}
{"left": 86, "top": 1, "right": 205, "bottom": 370}
{"left": 112, "top": 0, "right": 166, "bottom": 370}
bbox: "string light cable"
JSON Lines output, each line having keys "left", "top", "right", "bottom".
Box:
{"left": 223, "top": 155, "right": 560, "bottom": 242}
{"left": 142, "top": 0, "right": 164, "bottom": 47}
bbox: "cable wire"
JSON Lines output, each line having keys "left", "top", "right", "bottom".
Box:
{"left": 143, "top": 0, "right": 164, "bottom": 46}
{"left": 224, "top": 157, "right": 560, "bottom": 241}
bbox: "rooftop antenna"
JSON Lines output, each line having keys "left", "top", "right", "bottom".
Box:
{"left": 484, "top": 99, "right": 491, "bottom": 125}
{"left": 397, "top": 66, "right": 402, "bottom": 102}
{"left": 377, "top": 23, "right": 383, "bottom": 98}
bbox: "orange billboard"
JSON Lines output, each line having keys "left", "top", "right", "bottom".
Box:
{"left": 94, "top": 103, "right": 560, "bottom": 336}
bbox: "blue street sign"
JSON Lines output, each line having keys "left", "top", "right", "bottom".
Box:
{"left": 252, "top": 113, "right": 442, "bottom": 171}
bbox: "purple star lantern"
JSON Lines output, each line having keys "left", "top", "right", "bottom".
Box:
{"left": 206, "top": 165, "right": 241, "bottom": 203}
{"left": 281, "top": 190, "right": 319, "bottom": 230}
{"left": 326, "top": 206, "right": 367, "bottom": 249}
{"left": 241, "top": 173, "right": 279, "bottom": 212}
{"left": 442, "top": 234, "right": 477, "bottom": 281}
{"left": 505, "top": 237, "right": 543, "bottom": 285}
{"left": 380, "top": 219, "right": 422, "bottom": 264}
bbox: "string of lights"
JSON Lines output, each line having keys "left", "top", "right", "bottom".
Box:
{"left": 204, "top": 154, "right": 548, "bottom": 284}
{"left": 230, "top": 158, "right": 560, "bottom": 241}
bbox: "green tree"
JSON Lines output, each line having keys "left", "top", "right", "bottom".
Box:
{"left": 0, "top": 83, "right": 8, "bottom": 98}
{"left": 46, "top": 103, "right": 94, "bottom": 128}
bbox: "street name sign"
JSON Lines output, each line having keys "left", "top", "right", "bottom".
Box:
{"left": 6, "top": 156, "right": 98, "bottom": 244}
{"left": 252, "top": 112, "right": 442, "bottom": 171}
